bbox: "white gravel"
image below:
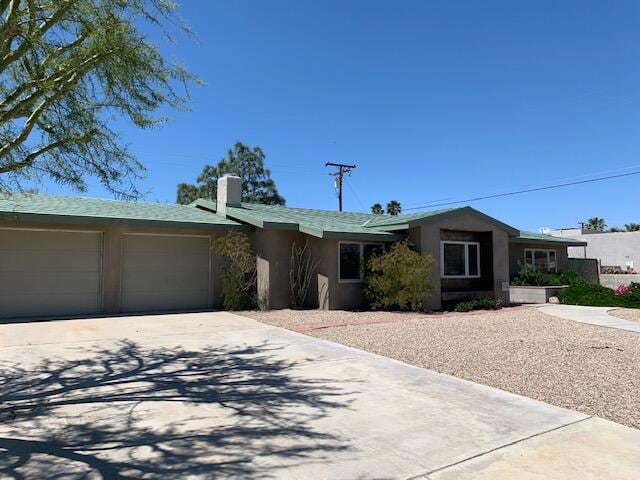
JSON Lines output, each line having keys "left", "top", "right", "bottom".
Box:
{"left": 243, "top": 308, "right": 640, "bottom": 429}
{"left": 609, "top": 308, "right": 640, "bottom": 323}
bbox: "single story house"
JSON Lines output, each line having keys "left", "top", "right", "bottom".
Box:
{"left": 0, "top": 176, "right": 586, "bottom": 319}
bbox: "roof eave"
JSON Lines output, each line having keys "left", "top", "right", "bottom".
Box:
{"left": 510, "top": 236, "right": 587, "bottom": 247}
{"left": 0, "top": 212, "right": 247, "bottom": 231}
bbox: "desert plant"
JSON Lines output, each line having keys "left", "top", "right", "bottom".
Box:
{"left": 557, "top": 281, "right": 640, "bottom": 309}
{"left": 511, "top": 265, "right": 582, "bottom": 287}
{"left": 454, "top": 298, "right": 502, "bottom": 312}
{"left": 364, "top": 240, "right": 434, "bottom": 311}
{"left": 289, "top": 241, "right": 320, "bottom": 309}
{"left": 214, "top": 231, "right": 257, "bottom": 310}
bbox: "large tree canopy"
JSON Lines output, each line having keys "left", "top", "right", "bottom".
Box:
{"left": 177, "top": 142, "right": 286, "bottom": 205}
{"left": 0, "top": 0, "right": 194, "bottom": 198}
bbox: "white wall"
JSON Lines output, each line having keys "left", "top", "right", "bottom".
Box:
{"left": 550, "top": 230, "right": 640, "bottom": 268}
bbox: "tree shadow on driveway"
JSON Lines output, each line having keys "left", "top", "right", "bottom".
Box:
{"left": 0, "top": 340, "right": 357, "bottom": 479}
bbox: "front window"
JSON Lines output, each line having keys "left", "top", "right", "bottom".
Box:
{"left": 525, "top": 249, "right": 557, "bottom": 273}
{"left": 339, "top": 242, "right": 384, "bottom": 282}
{"left": 441, "top": 241, "right": 481, "bottom": 278}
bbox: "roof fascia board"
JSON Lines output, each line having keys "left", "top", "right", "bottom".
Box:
{"left": 510, "top": 237, "right": 587, "bottom": 247}
{"left": 392, "top": 207, "right": 520, "bottom": 236}
{"left": 0, "top": 212, "right": 248, "bottom": 231}
{"left": 320, "top": 230, "right": 405, "bottom": 242}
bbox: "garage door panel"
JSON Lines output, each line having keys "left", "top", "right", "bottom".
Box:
{"left": 0, "top": 230, "right": 102, "bottom": 319}
{"left": 0, "top": 272, "right": 101, "bottom": 295}
{"left": 0, "top": 251, "right": 102, "bottom": 272}
{"left": 0, "top": 293, "right": 100, "bottom": 318}
{"left": 0, "top": 230, "right": 102, "bottom": 252}
{"left": 121, "top": 234, "right": 210, "bottom": 313}
{"left": 122, "top": 271, "right": 209, "bottom": 292}
{"left": 124, "top": 235, "right": 209, "bottom": 253}
{"left": 122, "top": 252, "right": 209, "bottom": 272}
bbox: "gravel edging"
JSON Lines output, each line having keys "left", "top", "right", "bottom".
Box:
{"left": 243, "top": 308, "right": 640, "bottom": 430}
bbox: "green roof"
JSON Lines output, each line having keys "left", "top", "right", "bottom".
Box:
{"left": 193, "top": 199, "right": 405, "bottom": 241}
{"left": 512, "top": 231, "right": 587, "bottom": 246}
{"left": 0, "top": 194, "right": 243, "bottom": 229}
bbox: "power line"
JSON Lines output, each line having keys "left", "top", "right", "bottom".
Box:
{"left": 404, "top": 170, "right": 640, "bottom": 211}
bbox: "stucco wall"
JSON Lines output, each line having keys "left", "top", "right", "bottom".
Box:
{"left": 0, "top": 219, "right": 228, "bottom": 314}
{"left": 413, "top": 213, "right": 511, "bottom": 311}
{"left": 509, "top": 242, "right": 569, "bottom": 278}
{"left": 561, "top": 231, "right": 640, "bottom": 269}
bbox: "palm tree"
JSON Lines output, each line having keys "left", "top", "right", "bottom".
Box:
{"left": 370, "top": 203, "right": 384, "bottom": 215}
{"left": 386, "top": 200, "right": 402, "bottom": 216}
{"left": 624, "top": 223, "right": 640, "bottom": 232}
{"left": 585, "top": 217, "right": 606, "bottom": 231}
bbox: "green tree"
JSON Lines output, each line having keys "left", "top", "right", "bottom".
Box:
{"left": 585, "top": 217, "right": 606, "bottom": 231}
{"left": 214, "top": 231, "right": 257, "bottom": 310}
{"left": 0, "top": 0, "right": 195, "bottom": 198}
{"left": 608, "top": 227, "right": 624, "bottom": 232}
{"left": 625, "top": 223, "right": 640, "bottom": 232}
{"left": 364, "top": 240, "right": 434, "bottom": 311}
{"left": 176, "top": 142, "right": 285, "bottom": 205}
{"left": 370, "top": 203, "right": 384, "bottom": 214}
{"left": 386, "top": 200, "right": 402, "bottom": 215}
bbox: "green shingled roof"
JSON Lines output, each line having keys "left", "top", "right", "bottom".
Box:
{"left": 511, "top": 231, "right": 588, "bottom": 246}
{"left": 0, "top": 194, "right": 243, "bottom": 229}
{"left": 192, "top": 199, "right": 405, "bottom": 241}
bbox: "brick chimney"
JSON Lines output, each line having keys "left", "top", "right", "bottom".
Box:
{"left": 216, "top": 175, "right": 242, "bottom": 216}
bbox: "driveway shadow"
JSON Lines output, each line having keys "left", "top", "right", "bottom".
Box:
{"left": 0, "top": 340, "right": 356, "bottom": 479}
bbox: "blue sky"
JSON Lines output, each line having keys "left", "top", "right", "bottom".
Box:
{"left": 44, "top": 0, "right": 640, "bottom": 231}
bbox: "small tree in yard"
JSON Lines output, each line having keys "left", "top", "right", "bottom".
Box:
{"left": 215, "top": 231, "right": 257, "bottom": 310}
{"left": 365, "top": 240, "right": 434, "bottom": 311}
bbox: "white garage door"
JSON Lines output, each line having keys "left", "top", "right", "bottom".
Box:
{"left": 0, "top": 229, "right": 102, "bottom": 319}
{"left": 121, "top": 234, "right": 210, "bottom": 313}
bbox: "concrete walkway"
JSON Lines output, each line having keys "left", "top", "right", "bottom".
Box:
{"left": 539, "top": 304, "right": 640, "bottom": 333}
{"left": 0, "top": 312, "right": 638, "bottom": 479}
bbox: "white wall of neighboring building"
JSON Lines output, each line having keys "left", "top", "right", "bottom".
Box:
{"left": 549, "top": 228, "right": 640, "bottom": 268}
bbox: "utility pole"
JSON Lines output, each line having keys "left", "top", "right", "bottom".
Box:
{"left": 325, "top": 162, "right": 356, "bottom": 211}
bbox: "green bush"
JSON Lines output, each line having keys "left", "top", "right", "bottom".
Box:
{"left": 364, "top": 240, "right": 434, "bottom": 311}
{"left": 557, "top": 281, "right": 640, "bottom": 309}
{"left": 454, "top": 297, "right": 502, "bottom": 312}
{"left": 215, "top": 231, "right": 258, "bottom": 310}
{"left": 511, "top": 266, "right": 582, "bottom": 287}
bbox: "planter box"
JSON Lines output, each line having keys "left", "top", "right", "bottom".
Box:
{"left": 600, "top": 274, "right": 638, "bottom": 289}
{"left": 509, "top": 285, "right": 569, "bottom": 304}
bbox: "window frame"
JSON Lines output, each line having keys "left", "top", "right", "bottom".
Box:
{"left": 524, "top": 248, "right": 557, "bottom": 273}
{"left": 338, "top": 241, "right": 385, "bottom": 283}
{"left": 440, "top": 240, "right": 481, "bottom": 279}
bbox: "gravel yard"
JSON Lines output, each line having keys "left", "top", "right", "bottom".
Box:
{"left": 243, "top": 307, "right": 640, "bottom": 429}
{"left": 610, "top": 308, "right": 640, "bottom": 323}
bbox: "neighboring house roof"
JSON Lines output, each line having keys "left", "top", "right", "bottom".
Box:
{"left": 511, "top": 231, "right": 588, "bottom": 247}
{"left": 192, "top": 200, "right": 522, "bottom": 240}
{"left": 0, "top": 194, "right": 243, "bottom": 230}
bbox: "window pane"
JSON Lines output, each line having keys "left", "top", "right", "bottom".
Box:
{"left": 468, "top": 244, "right": 479, "bottom": 276}
{"left": 534, "top": 250, "right": 548, "bottom": 272}
{"left": 525, "top": 250, "right": 533, "bottom": 267}
{"left": 548, "top": 251, "right": 556, "bottom": 272}
{"left": 443, "top": 243, "right": 466, "bottom": 276}
{"left": 340, "top": 243, "right": 361, "bottom": 280}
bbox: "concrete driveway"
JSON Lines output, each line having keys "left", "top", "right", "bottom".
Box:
{"left": 0, "top": 312, "right": 638, "bottom": 479}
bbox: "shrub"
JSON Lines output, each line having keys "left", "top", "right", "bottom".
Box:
{"left": 214, "top": 232, "right": 258, "bottom": 310}
{"left": 557, "top": 281, "right": 640, "bottom": 309}
{"left": 454, "top": 298, "right": 502, "bottom": 312}
{"left": 364, "top": 240, "right": 434, "bottom": 311}
{"left": 289, "top": 241, "right": 320, "bottom": 309}
{"left": 511, "top": 266, "right": 582, "bottom": 287}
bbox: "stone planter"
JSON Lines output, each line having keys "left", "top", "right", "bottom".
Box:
{"left": 509, "top": 285, "right": 569, "bottom": 304}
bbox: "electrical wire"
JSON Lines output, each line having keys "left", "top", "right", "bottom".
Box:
{"left": 404, "top": 170, "right": 640, "bottom": 211}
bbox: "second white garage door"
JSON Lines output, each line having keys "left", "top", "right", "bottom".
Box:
{"left": 121, "top": 234, "right": 211, "bottom": 313}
